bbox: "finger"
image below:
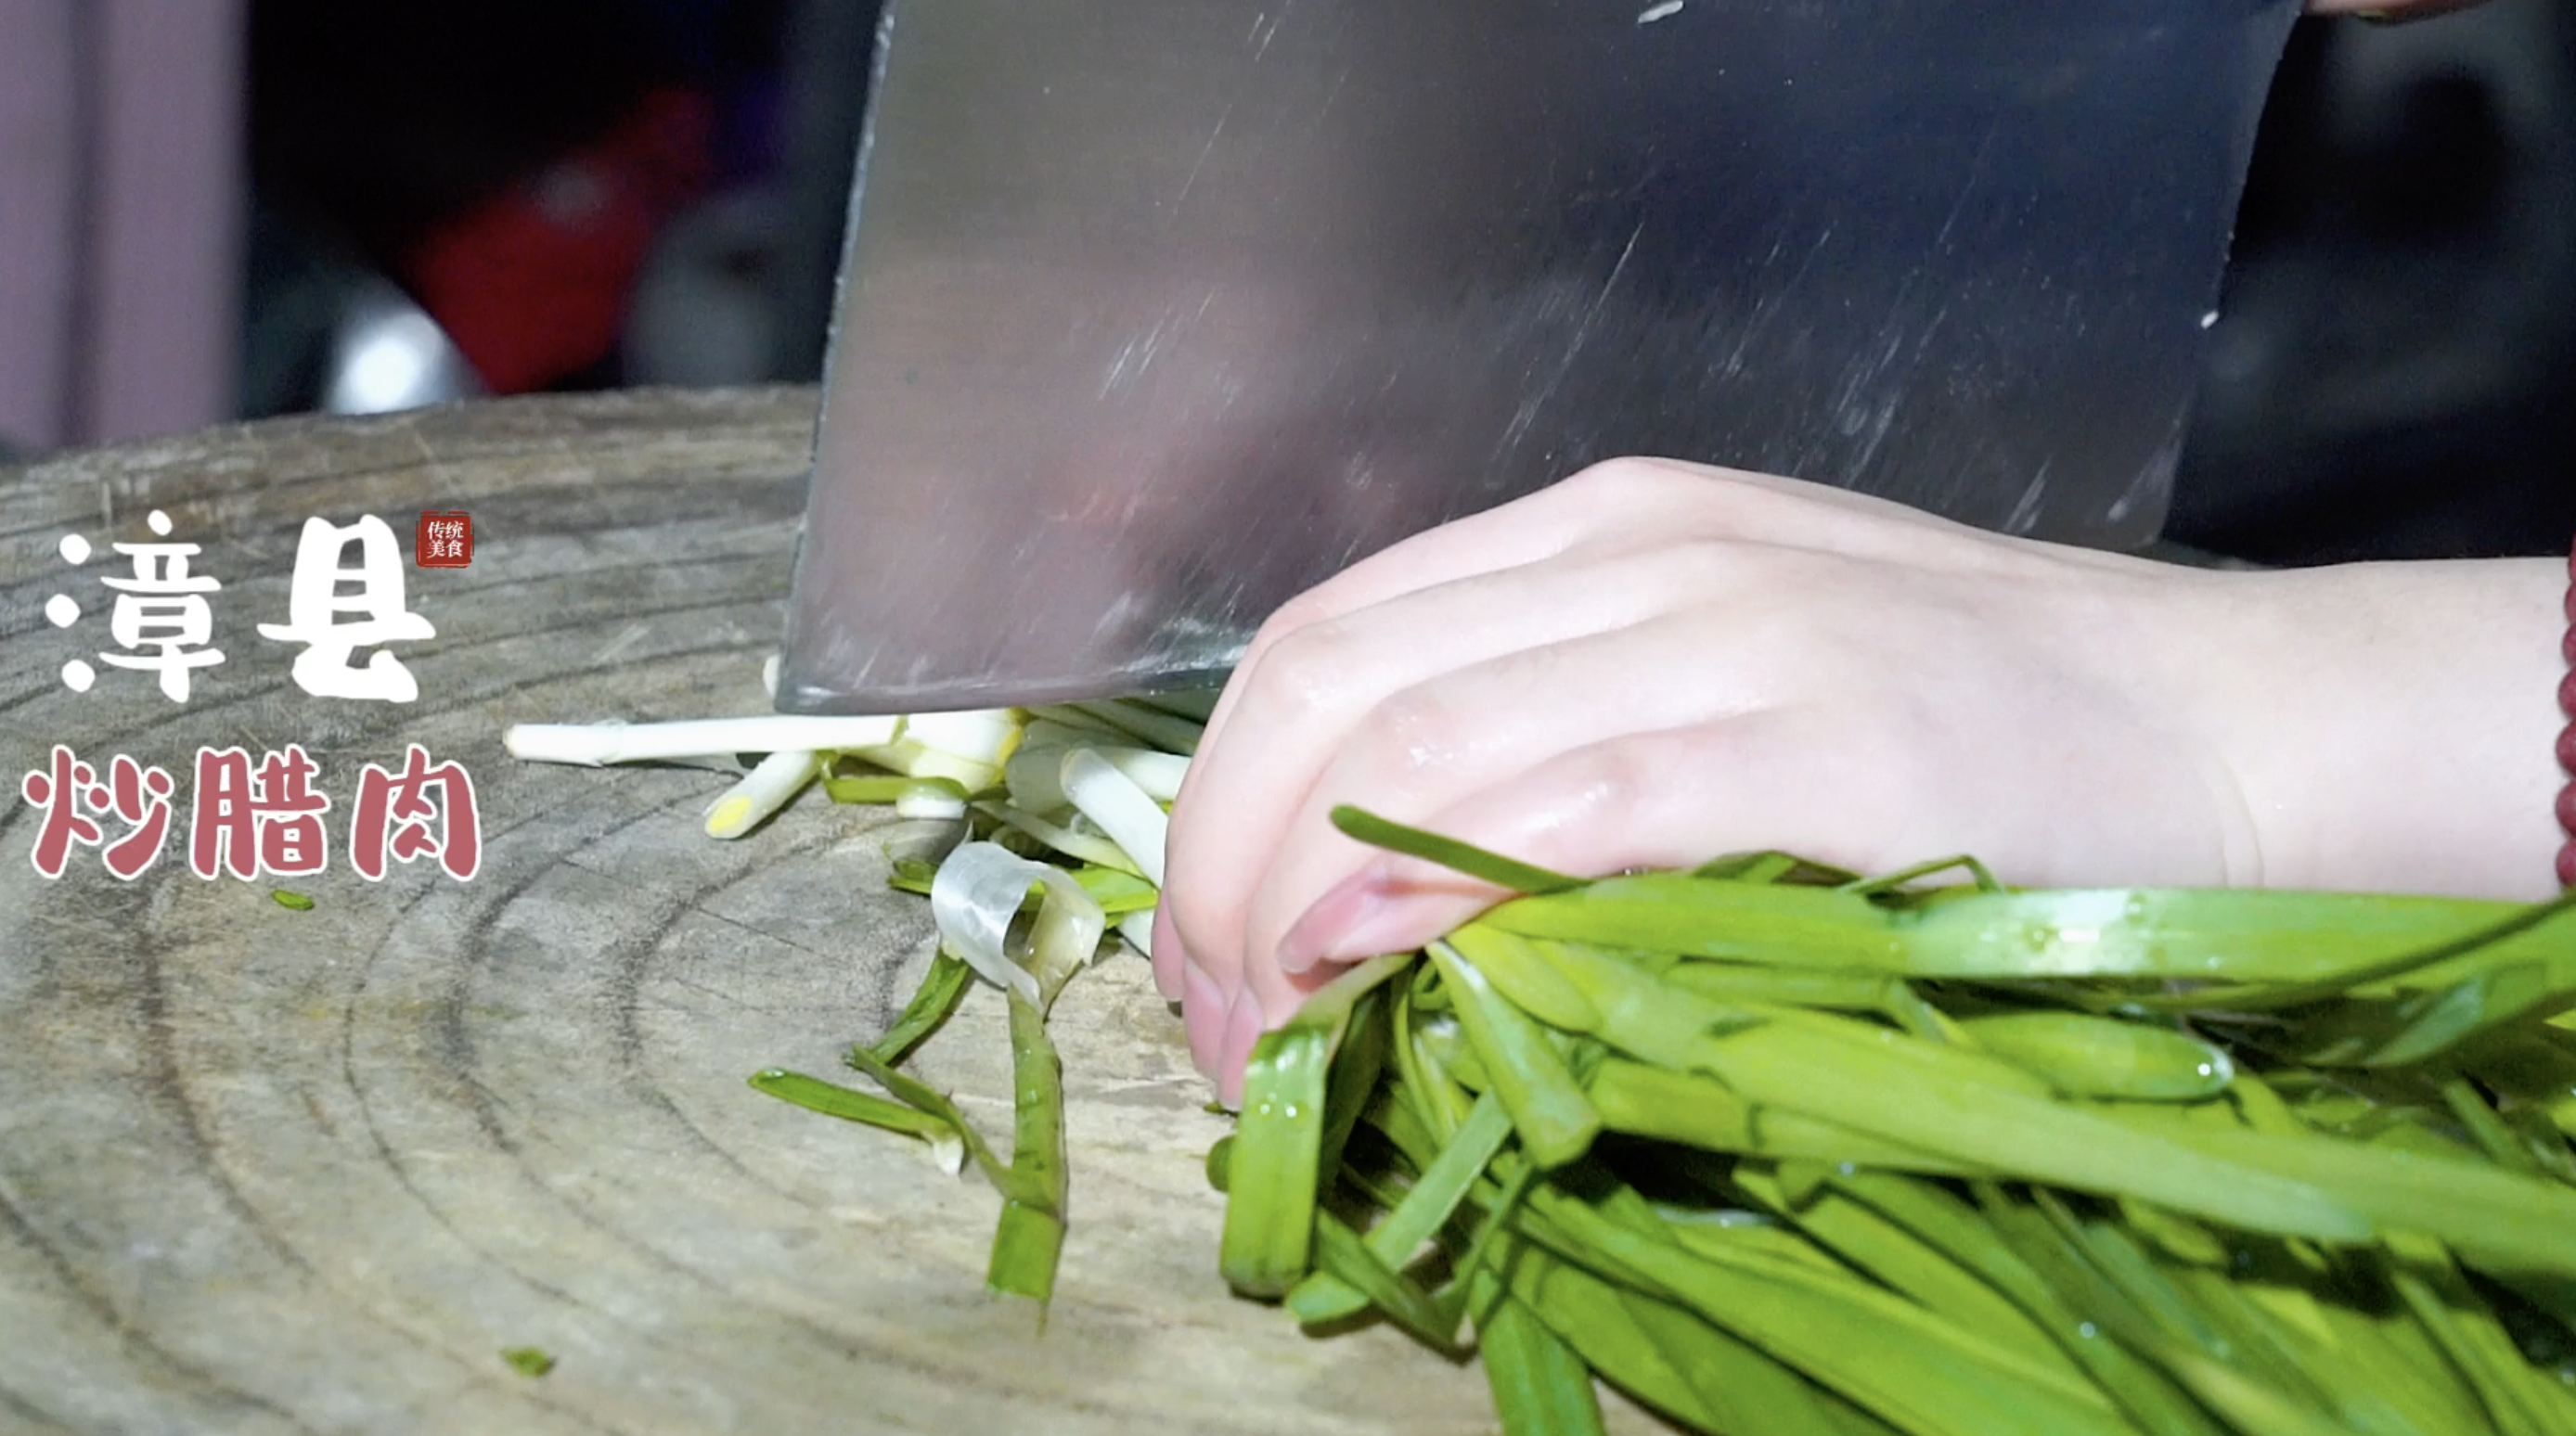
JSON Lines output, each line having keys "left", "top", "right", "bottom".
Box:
{"left": 1183, "top": 949, "right": 1321, "bottom": 1095}
{"left": 1186, "top": 468, "right": 1642, "bottom": 760}
{"left": 1199, "top": 946, "right": 1339, "bottom": 1100}
{"left": 1188, "top": 460, "right": 2014, "bottom": 776}
{"left": 1241, "top": 608, "right": 1789, "bottom": 980}
{"left": 1149, "top": 903, "right": 1186, "bottom": 1001}
{"left": 1231, "top": 552, "right": 1909, "bottom": 982}
{"left": 1214, "top": 987, "right": 1266, "bottom": 1108}
{"left": 1174, "top": 534, "right": 1565, "bottom": 975}
{"left": 1275, "top": 710, "right": 1922, "bottom": 973}
{"left": 1165, "top": 545, "right": 1706, "bottom": 1005}
{"left": 1184, "top": 963, "right": 1227, "bottom": 1078}
{"left": 1277, "top": 679, "right": 2248, "bottom": 971}
{"left": 1172, "top": 469, "right": 2053, "bottom": 1026}
{"left": 1183, "top": 458, "right": 1825, "bottom": 759}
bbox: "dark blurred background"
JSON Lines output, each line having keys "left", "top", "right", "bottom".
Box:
{"left": 2, "top": 0, "right": 2570, "bottom": 565}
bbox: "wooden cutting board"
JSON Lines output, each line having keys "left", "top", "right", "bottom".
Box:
{"left": 0, "top": 389, "right": 1655, "bottom": 1435}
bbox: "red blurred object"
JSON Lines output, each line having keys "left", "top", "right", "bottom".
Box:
{"left": 398, "top": 88, "right": 713, "bottom": 393}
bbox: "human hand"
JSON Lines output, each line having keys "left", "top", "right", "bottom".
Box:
{"left": 1154, "top": 458, "right": 2562, "bottom": 1103}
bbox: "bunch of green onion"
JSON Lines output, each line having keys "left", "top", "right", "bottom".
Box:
{"left": 509, "top": 674, "right": 2576, "bottom": 1435}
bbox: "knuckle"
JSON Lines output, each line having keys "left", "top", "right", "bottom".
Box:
{"left": 1231, "top": 603, "right": 1320, "bottom": 684}
{"left": 1557, "top": 456, "right": 1679, "bottom": 506}
{"left": 1565, "top": 737, "right": 1657, "bottom": 817}
{"left": 1260, "top": 590, "right": 1336, "bottom": 641}
{"left": 1638, "top": 535, "right": 1745, "bottom": 596}
{"left": 1721, "top": 598, "right": 1825, "bottom": 678}
{"left": 1248, "top": 621, "right": 1357, "bottom": 720}
{"left": 1368, "top": 686, "right": 1462, "bottom": 776}
{"left": 1558, "top": 456, "right": 1865, "bottom": 545}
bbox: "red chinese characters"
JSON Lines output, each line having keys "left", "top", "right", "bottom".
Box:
{"left": 19, "top": 743, "right": 479, "bottom": 884}
{"left": 352, "top": 743, "right": 482, "bottom": 880}
{"left": 189, "top": 745, "right": 331, "bottom": 879}
{"left": 19, "top": 745, "right": 174, "bottom": 878}
{"left": 416, "top": 511, "right": 472, "bottom": 569}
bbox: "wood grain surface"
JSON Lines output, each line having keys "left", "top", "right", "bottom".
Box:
{"left": 0, "top": 389, "right": 1640, "bottom": 1435}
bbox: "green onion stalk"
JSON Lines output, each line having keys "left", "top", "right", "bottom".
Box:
{"left": 509, "top": 671, "right": 2576, "bottom": 1434}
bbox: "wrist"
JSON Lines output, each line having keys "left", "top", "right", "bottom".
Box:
{"left": 2183, "top": 558, "right": 2563, "bottom": 901}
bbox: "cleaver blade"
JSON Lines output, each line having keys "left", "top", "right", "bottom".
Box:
{"left": 779, "top": 0, "right": 2302, "bottom": 713}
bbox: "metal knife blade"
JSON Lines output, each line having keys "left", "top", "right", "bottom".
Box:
{"left": 779, "top": 0, "right": 2301, "bottom": 713}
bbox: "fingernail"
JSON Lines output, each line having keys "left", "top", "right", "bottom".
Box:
{"left": 1216, "top": 988, "right": 1266, "bottom": 1108}
{"left": 1184, "top": 965, "right": 1225, "bottom": 1078}
{"left": 1278, "top": 867, "right": 1399, "bottom": 972}
{"left": 1150, "top": 904, "right": 1185, "bottom": 1001}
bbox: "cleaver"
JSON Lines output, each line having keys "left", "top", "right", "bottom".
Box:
{"left": 778, "top": 0, "right": 2302, "bottom": 714}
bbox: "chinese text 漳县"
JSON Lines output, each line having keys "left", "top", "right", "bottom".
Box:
{"left": 48, "top": 510, "right": 442, "bottom": 705}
